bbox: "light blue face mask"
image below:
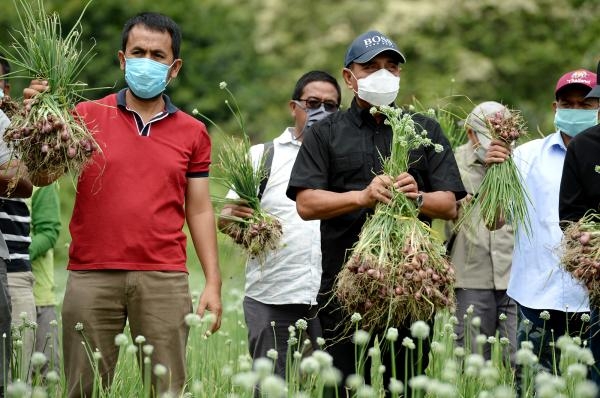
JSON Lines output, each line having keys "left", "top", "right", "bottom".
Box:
{"left": 554, "top": 108, "right": 599, "bottom": 137}
{"left": 125, "top": 58, "right": 173, "bottom": 99}
{"left": 304, "top": 104, "right": 335, "bottom": 131}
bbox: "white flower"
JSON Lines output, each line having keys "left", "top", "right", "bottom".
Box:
{"left": 353, "top": 330, "right": 370, "bottom": 346}
{"left": 316, "top": 337, "right": 325, "bottom": 347}
{"left": 114, "top": 333, "right": 128, "bottom": 346}
{"left": 267, "top": 348, "right": 278, "bottom": 360}
{"left": 475, "top": 334, "right": 487, "bottom": 346}
{"left": 219, "top": 81, "right": 228, "bottom": 90}
{"left": 351, "top": 313, "right": 362, "bottom": 323}
{"left": 153, "top": 364, "right": 168, "bottom": 377}
{"left": 448, "top": 316, "right": 459, "bottom": 325}
{"left": 388, "top": 378, "right": 404, "bottom": 394}
{"left": 93, "top": 350, "right": 102, "bottom": 360}
{"left": 539, "top": 310, "right": 551, "bottom": 321}
{"left": 378, "top": 365, "right": 386, "bottom": 374}
{"left": 288, "top": 325, "right": 296, "bottom": 335}
{"left": 582, "top": 313, "right": 591, "bottom": 323}
{"left": 300, "top": 357, "right": 320, "bottom": 374}
{"left": 184, "top": 313, "right": 201, "bottom": 326}
{"left": 493, "top": 385, "right": 516, "bottom": 398}
{"left": 260, "top": 375, "right": 286, "bottom": 397}
{"left": 471, "top": 316, "right": 481, "bottom": 328}
{"left": 515, "top": 348, "right": 538, "bottom": 366}
{"left": 254, "top": 357, "right": 273, "bottom": 379}
{"left": 293, "top": 351, "right": 302, "bottom": 360}
{"left": 270, "top": 321, "right": 275, "bottom": 327}
{"left": 487, "top": 336, "right": 497, "bottom": 344}
{"left": 312, "top": 350, "right": 333, "bottom": 367}
{"left": 567, "top": 363, "right": 588, "bottom": 379}
{"left": 430, "top": 341, "right": 444, "bottom": 354}
{"left": 232, "top": 371, "right": 259, "bottom": 392}
{"left": 345, "top": 374, "right": 364, "bottom": 390}
{"left": 454, "top": 346, "right": 465, "bottom": 357}
{"left": 75, "top": 322, "right": 84, "bottom": 331}
{"left": 465, "top": 353, "right": 485, "bottom": 369}
{"left": 408, "top": 375, "right": 429, "bottom": 390}
{"left": 466, "top": 305, "right": 474, "bottom": 314}
{"left": 30, "top": 352, "right": 48, "bottom": 368}
{"left": 126, "top": 344, "right": 138, "bottom": 355}
{"left": 356, "top": 385, "right": 376, "bottom": 398}
{"left": 287, "top": 337, "right": 298, "bottom": 346}
{"left": 500, "top": 337, "right": 510, "bottom": 346}
{"left": 143, "top": 344, "right": 154, "bottom": 356}
{"left": 575, "top": 380, "right": 599, "bottom": 398}
{"left": 410, "top": 321, "right": 430, "bottom": 340}
{"left": 402, "top": 337, "right": 415, "bottom": 350}
{"left": 480, "top": 366, "right": 499, "bottom": 387}
{"left": 295, "top": 319, "right": 308, "bottom": 330}
{"left": 520, "top": 341, "right": 534, "bottom": 350}
{"left": 499, "top": 313, "right": 507, "bottom": 321}
{"left": 6, "top": 381, "right": 28, "bottom": 396}
{"left": 31, "top": 387, "right": 46, "bottom": 398}
{"left": 386, "top": 327, "right": 398, "bottom": 342}
{"left": 192, "top": 108, "right": 199, "bottom": 115}
{"left": 135, "top": 335, "right": 146, "bottom": 344}
{"left": 45, "top": 370, "right": 60, "bottom": 383}
{"left": 321, "top": 367, "right": 342, "bottom": 386}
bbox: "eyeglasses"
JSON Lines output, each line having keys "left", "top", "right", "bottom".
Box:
{"left": 295, "top": 98, "right": 339, "bottom": 112}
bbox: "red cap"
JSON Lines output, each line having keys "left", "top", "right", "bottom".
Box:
{"left": 555, "top": 69, "right": 596, "bottom": 97}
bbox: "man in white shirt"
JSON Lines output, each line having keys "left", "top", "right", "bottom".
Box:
{"left": 218, "top": 71, "right": 341, "bottom": 376}
{"left": 487, "top": 69, "right": 598, "bottom": 376}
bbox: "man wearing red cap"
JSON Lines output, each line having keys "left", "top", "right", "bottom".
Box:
{"left": 559, "top": 62, "right": 600, "bottom": 387}
{"left": 487, "top": 68, "right": 598, "bottom": 377}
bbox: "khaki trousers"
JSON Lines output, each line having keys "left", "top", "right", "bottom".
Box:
{"left": 7, "top": 271, "right": 37, "bottom": 381}
{"left": 62, "top": 270, "right": 192, "bottom": 398}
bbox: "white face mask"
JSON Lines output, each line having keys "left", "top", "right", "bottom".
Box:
{"left": 354, "top": 68, "right": 400, "bottom": 106}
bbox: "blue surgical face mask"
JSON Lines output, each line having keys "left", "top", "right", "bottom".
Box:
{"left": 125, "top": 58, "right": 173, "bottom": 99}
{"left": 554, "top": 108, "right": 598, "bottom": 137}
{"left": 304, "top": 104, "right": 335, "bottom": 131}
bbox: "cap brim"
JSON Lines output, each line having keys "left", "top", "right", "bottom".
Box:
{"left": 348, "top": 48, "right": 406, "bottom": 67}
{"left": 585, "top": 85, "right": 600, "bottom": 99}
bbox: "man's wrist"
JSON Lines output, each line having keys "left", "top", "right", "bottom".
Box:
{"left": 415, "top": 191, "right": 424, "bottom": 209}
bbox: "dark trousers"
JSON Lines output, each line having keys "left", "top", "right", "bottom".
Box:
{"left": 319, "top": 297, "right": 430, "bottom": 398}
{"left": 588, "top": 307, "right": 600, "bottom": 391}
{"left": 0, "top": 259, "right": 11, "bottom": 392}
{"left": 454, "top": 288, "right": 517, "bottom": 364}
{"left": 243, "top": 296, "right": 322, "bottom": 379}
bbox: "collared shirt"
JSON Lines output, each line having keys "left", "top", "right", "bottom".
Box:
{"left": 507, "top": 132, "right": 589, "bottom": 312}
{"left": 559, "top": 124, "right": 600, "bottom": 222}
{"left": 229, "top": 128, "right": 321, "bottom": 305}
{"left": 287, "top": 98, "right": 466, "bottom": 296}
{"left": 69, "top": 90, "right": 211, "bottom": 272}
{"left": 449, "top": 143, "right": 514, "bottom": 289}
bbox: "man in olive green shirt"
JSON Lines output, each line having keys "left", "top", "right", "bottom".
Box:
{"left": 447, "top": 101, "right": 516, "bottom": 362}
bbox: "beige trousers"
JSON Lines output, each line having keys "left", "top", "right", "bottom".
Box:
{"left": 7, "top": 271, "right": 36, "bottom": 381}
{"left": 62, "top": 270, "right": 192, "bottom": 398}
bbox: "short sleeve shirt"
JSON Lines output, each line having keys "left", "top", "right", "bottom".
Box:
{"left": 287, "top": 98, "right": 466, "bottom": 295}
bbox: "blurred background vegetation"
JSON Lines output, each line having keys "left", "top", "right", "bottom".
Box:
{"left": 1, "top": 0, "right": 599, "bottom": 295}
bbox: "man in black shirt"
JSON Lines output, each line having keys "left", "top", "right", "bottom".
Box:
{"left": 559, "top": 62, "right": 600, "bottom": 388}
{"left": 286, "top": 30, "right": 466, "bottom": 394}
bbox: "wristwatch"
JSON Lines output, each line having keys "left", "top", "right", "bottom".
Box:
{"left": 415, "top": 191, "right": 424, "bottom": 209}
